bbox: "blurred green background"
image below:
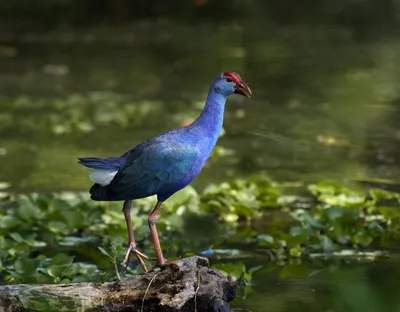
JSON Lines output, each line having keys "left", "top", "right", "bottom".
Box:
{"left": 2, "top": 0, "right": 400, "bottom": 192}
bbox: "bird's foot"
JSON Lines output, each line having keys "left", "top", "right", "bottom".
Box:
{"left": 147, "top": 259, "right": 180, "bottom": 272}
{"left": 121, "top": 244, "right": 156, "bottom": 273}
{"left": 160, "top": 260, "right": 180, "bottom": 271}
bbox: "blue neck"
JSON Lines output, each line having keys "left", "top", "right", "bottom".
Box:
{"left": 189, "top": 88, "right": 227, "bottom": 147}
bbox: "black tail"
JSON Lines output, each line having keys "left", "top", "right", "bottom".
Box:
{"left": 89, "top": 183, "right": 111, "bottom": 201}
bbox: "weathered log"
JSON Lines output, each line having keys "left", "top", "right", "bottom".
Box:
{"left": 0, "top": 256, "right": 237, "bottom": 312}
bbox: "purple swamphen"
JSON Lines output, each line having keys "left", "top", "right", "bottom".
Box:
{"left": 78, "top": 72, "right": 252, "bottom": 271}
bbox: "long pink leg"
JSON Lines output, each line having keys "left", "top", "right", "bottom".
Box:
{"left": 148, "top": 201, "right": 166, "bottom": 266}
{"left": 121, "top": 200, "right": 149, "bottom": 272}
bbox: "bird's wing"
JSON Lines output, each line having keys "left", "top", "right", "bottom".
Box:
{"left": 109, "top": 141, "right": 198, "bottom": 196}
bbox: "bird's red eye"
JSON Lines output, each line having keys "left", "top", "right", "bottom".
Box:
{"left": 226, "top": 77, "right": 233, "bottom": 82}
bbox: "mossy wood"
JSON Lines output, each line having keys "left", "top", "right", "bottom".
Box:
{"left": 0, "top": 256, "right": 237, "bottom": 312}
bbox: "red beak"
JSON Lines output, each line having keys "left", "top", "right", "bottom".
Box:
{"left": 234, "top": 80, "right": 252, "bottom": 98}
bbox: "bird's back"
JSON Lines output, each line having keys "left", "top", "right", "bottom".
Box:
{"left": 87, "top": 127, "right": 207, "bottom": 202}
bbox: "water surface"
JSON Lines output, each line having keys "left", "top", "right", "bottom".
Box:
{"left": 2, "top": 18, "right": 400, "bottom": 191}
{"left": 232, "top": 259, "right": 400, "bottom": 312}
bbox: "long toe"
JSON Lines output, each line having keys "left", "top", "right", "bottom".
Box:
{"left": 121, "top": 245, "right": 152, "bottom": 272}
{"left": 146, "top": 259, "right": 180, "bottom": 272}
{"left": 159, "top": 260, "right": 180, "bottom": 272}
{"left": 133, "top": 248, "right": 153, "bottom": 260}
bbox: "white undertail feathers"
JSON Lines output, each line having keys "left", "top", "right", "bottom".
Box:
{"left": 89, "top": 170, "right": 118, "bottom": 186}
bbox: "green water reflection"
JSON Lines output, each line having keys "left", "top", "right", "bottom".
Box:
{"left": 2, "top": 18, "right": 400, "bottom": 191}
{"left": 232, "top": 259, "right": 400, "bottom": 312}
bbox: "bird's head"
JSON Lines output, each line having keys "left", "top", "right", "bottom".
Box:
{"left": 213, "top": 72, "right": 252, "bottom": 98}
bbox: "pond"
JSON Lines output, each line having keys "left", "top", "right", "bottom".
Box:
{"left": 2, "top": 12, "right": 400, "bottom": 192}
{"left": 2, "top": 1, "right": 400, "bottom": 311}
{"left": 231, "top": 258, "right": 400, "bottom": 311}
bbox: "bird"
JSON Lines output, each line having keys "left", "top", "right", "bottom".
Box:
{"left": 78, "top": 72, "right": 252, "bottom": 272}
